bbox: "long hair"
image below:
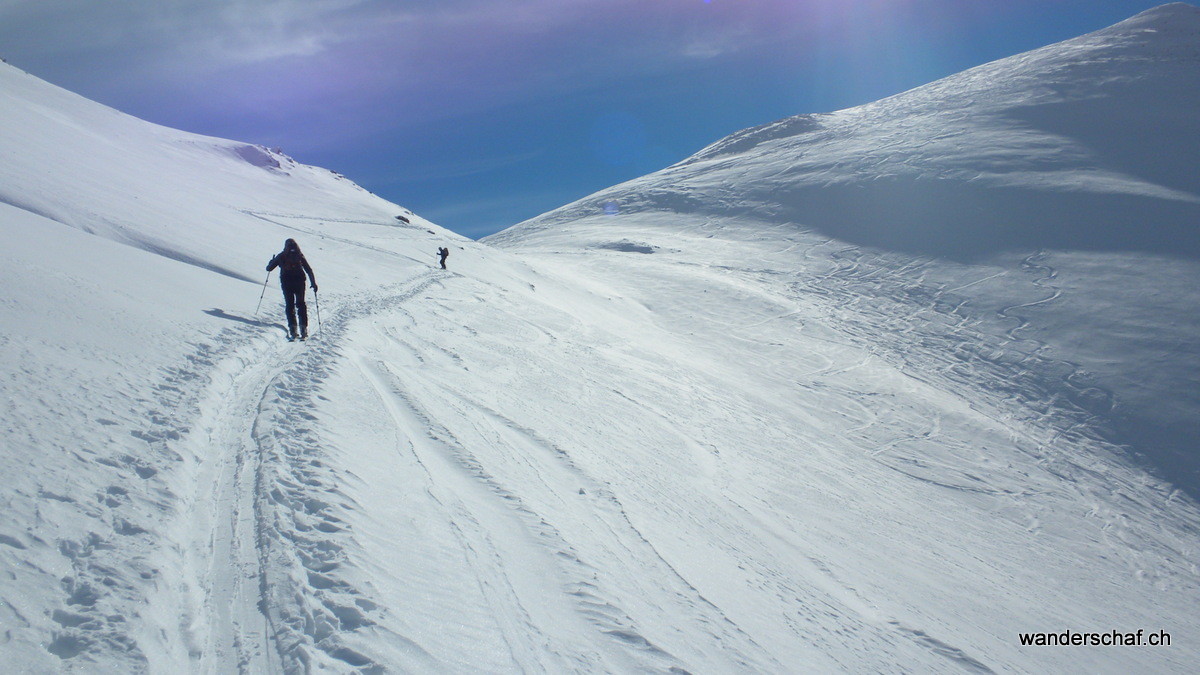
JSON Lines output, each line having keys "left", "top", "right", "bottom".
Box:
{"left": 281, "top": 238, "right": 301, "bottom": 256}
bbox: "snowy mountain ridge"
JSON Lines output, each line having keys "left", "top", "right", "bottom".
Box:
{"left": 3, "top": 4, "right": 1200, "bottom": 673}
{"left": 0, "top": 59, "right": 455, "bottom": 281}
{"left": 500, "top": 2, "right": 1200, "bottom": 258}
{"left": 489, "top": 1, "right": 1200, "bottom": 512}
{"left": 485, "top": 4, "right": 1200, "bottom": 669}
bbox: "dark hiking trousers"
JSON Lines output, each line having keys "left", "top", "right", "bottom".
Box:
{"left": 281, "top": 272, "right": 309, "bottom": 335}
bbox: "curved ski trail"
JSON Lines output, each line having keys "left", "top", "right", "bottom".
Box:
{"left": 181, "top": 335, "right": 296, "bottom": 673}
{"left": 175, "top": 270, "right": 444, "bottom": 672}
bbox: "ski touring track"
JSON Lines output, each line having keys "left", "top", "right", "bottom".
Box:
{"left": 183, "top": 331, "right": 291, "bottom": 673}
{"left": 166, "top": 200, "right": 754, "bottom": 672}
{"left": 178, "top": 263, "right": 448, "bottom": 672}
{"left": 178, "top": 265, "right": 719, "bottom": 673}
{"left": 170, "top": 262, "right": 750, "bottom": 672}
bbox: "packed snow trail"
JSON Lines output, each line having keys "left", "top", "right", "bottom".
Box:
{"left": 169, "top": 263, "right": 451, "bottom": 671}
{"left": 180, "top": 336, "right": 295, "bottom": 673}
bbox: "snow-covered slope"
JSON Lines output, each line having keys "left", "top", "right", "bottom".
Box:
{"left": 2, "top": 4, "right": 1200, "bottom": 674}
{"left": 483, "top": 3, "right": 1200, "bottom": 671}
{"left": 492, "top": 2, "right": 1200, "bottom": 504}
{"left": 500, "top": 2, "right": 1200, "bottom": 259}
{"left": 0, "top": 58, "right": 469, "bottom": 671}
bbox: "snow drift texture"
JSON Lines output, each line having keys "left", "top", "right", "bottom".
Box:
{"left": 2, "top": 4, "right": 1200, "bottom": 673}
{"left": 507, "top": 3, "right": 1200, "bottom": 261}
{"left": 495, "top": 1, "right": 1200, "bottom": 509}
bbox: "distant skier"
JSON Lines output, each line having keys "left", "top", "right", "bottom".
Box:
{"left": 438, "top": 247, "right": 449, "bottom": 270}
{"left": 266, "top": 238, "right": 317, "bottom": 340}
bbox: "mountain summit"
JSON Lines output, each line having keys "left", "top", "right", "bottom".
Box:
{"left": 499, "top": 3, "right": 1200, "bottom": 259}
{"left": 490, "top": 0, "right": 1200, "bottom": 508}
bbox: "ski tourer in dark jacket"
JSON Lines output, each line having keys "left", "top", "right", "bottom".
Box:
{"left": 267, "top": 238, "right": 317, "bottom": 340}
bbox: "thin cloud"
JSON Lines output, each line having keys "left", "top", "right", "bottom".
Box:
{"left": 1, "top": 0, "right": 809, "bottom": 85}
{"left": 0, "top": 0, "right": 826, "bottom": 159}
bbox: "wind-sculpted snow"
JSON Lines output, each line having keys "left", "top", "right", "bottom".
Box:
{"left": 481, "top": 5, "right": 1200, "bottom": 671}
{"left": 684, "top": 114, "right": 828, "bottom": 163}
{"left": 509, "top": 3, "right": 1200, "bottom": 261}
{"left": 489, "top": 212, "right": 1200, "bottom": 671}
{"left": 231, "top": 144, "right": 289, "bottom": 171}
{"left": 495, "top": 2, "right": 1200, "bottom": 507}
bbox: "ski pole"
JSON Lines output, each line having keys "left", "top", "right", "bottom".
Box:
{"left": 313, "top": 289, "right": 322, "bottom": 334}
{"left": 254, "top": 270, "right": 271, "bottom": 316}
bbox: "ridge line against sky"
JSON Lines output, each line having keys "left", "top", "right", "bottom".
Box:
{"left": 0, "top": 0, "right": 1182, "bottom": 238}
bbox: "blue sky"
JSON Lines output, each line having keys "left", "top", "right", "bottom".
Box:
{"left": 0, "top": 0, "right": 1176, "bottom": 238}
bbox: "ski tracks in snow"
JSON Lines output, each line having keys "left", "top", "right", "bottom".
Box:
{"left": 168, "top": 232, "right": 1182, "bottom": 673}
{"left": 176, "top": 272, "right": 446, "bottom": 672}
{"left": 180, "top": 335, "right": 290, "bottom": 673}
{"left": 323, "top": 274, "right": 792, "bottom": 672}
{"left": 184, "top": 264, "right": 685, "bottom": 673}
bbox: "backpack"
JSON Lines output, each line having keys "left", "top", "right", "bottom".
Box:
{"left": 280, "top": 249, "right": 304, "bottom": 271}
